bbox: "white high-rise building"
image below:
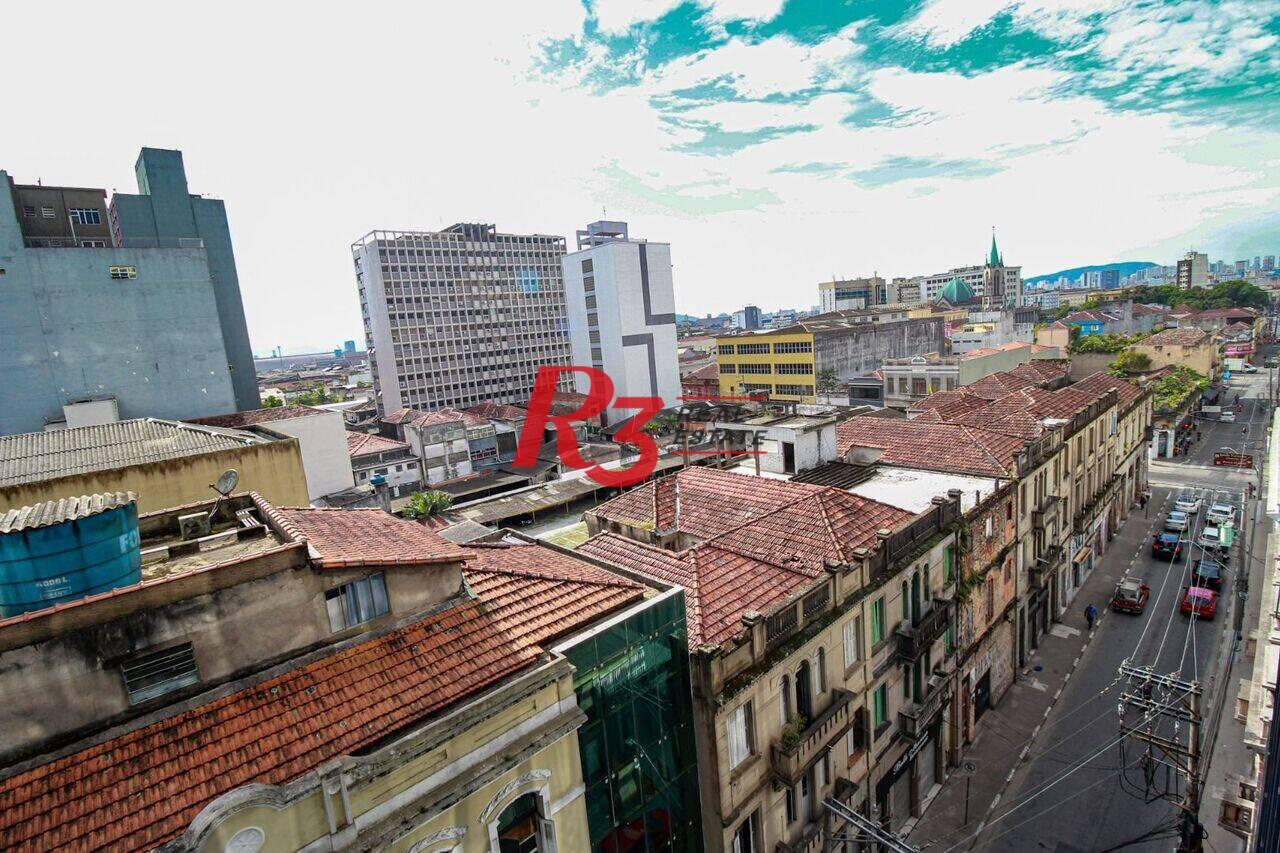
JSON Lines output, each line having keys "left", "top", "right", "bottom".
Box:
{"left": 352, "top": 223, "right": 573, "bottom": 415}
{"left": 562, "top": 221, "right": 679, "bottom": 426}
{"left": 1177, "top": 251, "right": 1209, "bottom": 289}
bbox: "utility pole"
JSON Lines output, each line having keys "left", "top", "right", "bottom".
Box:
{"left": 1117, "top": 663, "right": 1204, "bottom": 851}
{"left": 820, "top": 797, "right": 918, "bottom": 853}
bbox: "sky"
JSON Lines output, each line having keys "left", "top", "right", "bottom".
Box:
{"left": 5, "top": 1, "right": 1279, "bottom": 354}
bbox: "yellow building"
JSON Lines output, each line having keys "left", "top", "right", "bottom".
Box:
{"left": 0, "top": 418, "right": 311, "bottom": 513}
{"left": 716, "top": 310, "right": 947, "bottom": 403}
{"left": 1131, "top": 327, "right": 1219, "bottom": 379}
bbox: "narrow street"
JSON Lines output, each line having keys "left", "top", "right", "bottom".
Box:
{"left": 918, "top": 369, "right": 1271, "bottom": 852}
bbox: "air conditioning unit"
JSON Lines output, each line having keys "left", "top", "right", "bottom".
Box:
{"left": 178, "top": 512, "right": 211, "bottom": 541}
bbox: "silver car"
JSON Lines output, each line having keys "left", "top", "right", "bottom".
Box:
{"left": 1165, "top": 510, "right": 1190, "bottom": 532}
{"left": 1206, "top": 503, "right": 1235, "bottom": 525}
{"left": 1175, "top": 493, "right": 1202, "bottom": 514}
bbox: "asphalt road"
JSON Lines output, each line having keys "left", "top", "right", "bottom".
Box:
{"left": 974, "top": 370, "right": 1272, "bottom": 853}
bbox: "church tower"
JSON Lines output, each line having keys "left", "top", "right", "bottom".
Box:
{"left": 982, "top": 229, "right": 1008, "bottom": 310}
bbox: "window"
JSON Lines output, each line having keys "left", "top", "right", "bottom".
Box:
{"left": 109, "top": 265, "right": 137, "bottom": 280}
{"left": 901, "top": 580, "right": 910, "bottom": 621}
{"left": 325, "top": 573, "right": 390, "bottom": 632}
{"left": 718, "top": 344, "right": 735, "bottom": 355}
{"left": 773, "top": 341, "right": 812, "bottom": 353}
{"left": 775, "top": 384, "right": 814, "bottom": 397}
{"left": 580, "top": 258, "right": 593, "bottom": 274}
{"left": 778, "top": 675, "right": 791, "bottom": 725}
{"left": 727, "top": 701, "right": 754, "bottom": 769}
{"left": 843, "top": 615, "right": 863, "bottom": 668}
{"left": 873, "top": 684, "right": 888, "bottom": 728}
{"left": 41, "top": 206, "right": 55, "bottom": 218}
{"left": 720, "top": 363, "right": 737, "bottom": 374}
{"left": 774, "top": 362, "right": 813, "bottom": 374}
{"left": 80, "top": 240, "right": 106, "bottom": 248}
{"left": 739, "top": 363, "right": 770, "bottom": 374}
{"left": 984, "top": 516, "right": 993, "bottom": 538}
{"left": 785, "top": 785, "right": 797, "bottom": 824}
{"left": 870, "top": 597, "right": 886, "bottom": 645}
{"left": 22, "top": 205, "right": 35, "bottom": 218}
{"left": 737, "top": 343, "right": 770, "bottom": 355}
{"left": 69, "top": 207, "right": 101, "bottom": 225}
{"left": 121, "top": 642, "right": 200, "bottom": 704}
{"left": 816, "top": 648, "right": 826, "bottom": 693}
{"left": 741, "top": 383, "right": 772, "bottom": 393}
{"left": 732, "top": 813, "right": 758, "bottom": 853}
{"left": 943, "top": 545, "right": 954, "bottom": 585}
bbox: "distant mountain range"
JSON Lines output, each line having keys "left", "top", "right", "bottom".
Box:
{"left": 1024, "top": 261, "right": 1158, "bottom": 288}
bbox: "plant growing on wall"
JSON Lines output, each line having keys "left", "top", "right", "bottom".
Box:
{"left": 261, "top": 394, "right": 284, "bottom": 408}
{"left": 780, "top": 715, "right": 809, "bottom": 750}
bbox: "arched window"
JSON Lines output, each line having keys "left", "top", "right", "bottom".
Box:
{"left": 496, "top": 792, "right": 547, "bottom": 853}
{"left": 901, "top": 581, "right": 910, "bottom": 622}
{"left": 796, "top": 660, "right": 813, "bottom": 720}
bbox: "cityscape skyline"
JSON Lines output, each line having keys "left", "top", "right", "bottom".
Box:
{"left": 4, "top": 0, "right": 1278, "bottom": 353}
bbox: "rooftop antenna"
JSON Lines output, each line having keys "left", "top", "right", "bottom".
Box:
{"left": 206, "top": 468, "right": 239, "bottom": 523}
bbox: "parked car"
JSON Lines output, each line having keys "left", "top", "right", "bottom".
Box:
{"left": 1153, "top": 532, "right": 1184, "bottom": 560}
{"left": 1193, "top": 559, "right": 1225, "bottom": 591}
{"left": 1239, "top": 364, "right": 1259, "bottom": 374}
{"left": 1164, "top": 510, "right": 1190, "bottom": 532}
{"left": 1207, "top": 503, "right": 1236, "bottom": 525}
{"left": 1197, "top": 525, "right": 1225, "bottom": 552}
{"left": 1221, "top": 410, "right": 1237, "bottom": 423}
{"left": 1111, "top": 578, "right": 1151, "bottom": 614}
{"left": 1180, "top": 586, "right": 1218, "bottom": 619}
{"left": 1175, "top": 493, "right": 1202, "bottom": 514}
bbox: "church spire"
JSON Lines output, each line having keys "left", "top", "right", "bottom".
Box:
{"left": 988, "top": 227, "right": 1001, "bottom": 266}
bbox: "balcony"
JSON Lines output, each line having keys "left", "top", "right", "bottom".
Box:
{"left": 1032, "top": 494, "right": 1061, "bottom": 529}
{"left": 899, "top": 681, "right": 950, "bottom": 740}
{"left": 776, "top": 820, "right": 823, "bottom": 853}
{"left": 771, "top": 689, "right": 854, "bottom": 786}
{"left": 895, "top": 601, "right": 951, "bottom": 662}
{"left": 1031, "top": 546, "right": 1063, "bottom": 589}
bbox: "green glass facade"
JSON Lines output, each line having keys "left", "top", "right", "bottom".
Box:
{"left": 561, "top": 589, "right": 702, "bottom": 853}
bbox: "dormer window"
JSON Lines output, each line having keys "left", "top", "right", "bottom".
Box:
{"left": 325, "top": 573, "right": 389, "bottom": 632}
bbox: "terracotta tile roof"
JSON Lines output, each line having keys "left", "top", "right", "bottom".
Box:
{"left": 258, "top": 500, "right": 472, "bottom": 569}
{"left": 1132, "top": 303, "right": 1165, "bottom": 316}
{"left": 1198, "top": 307, "right": 1257, "bottom": 318}
{"left": 187, "top": 406, "right": 324, "bottom": 428}
{"left": 1011, "top": 359, "right": 1070, "bottom": 382}
{"left": 681, "top": 362, "right": 719, "bottom": 382}
{"left": 345, "top": 431, "right": 409, "bottom": 457}
{"left": 463, "top": 401, "right": 528, "bottom": 421}
{"left": 908, "top": 390, "right": 989, "bottom": 420}
{"left": 0, "top": 542, "right": 643, "bottom": 853}
{"left": 1069, "top": 371, "right": 1145, "bottom": 410}
{"left": 1139, "top": 327, "right": 1209, "bottom": 347}
{"left": 590, "top": 468, "right": 823, "bottom": 539}
{"left": 837, "top": 417, "right": 1024, "bottom": 478}
{"left": 962, "top": 370, "right": 1041, "bottom": 400}
{"left": 381, "top": 407, "right": 488, "bottom": 428}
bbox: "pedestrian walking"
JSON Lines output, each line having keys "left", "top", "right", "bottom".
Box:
{"left": 1085, "top": 603, "right": 1097, "bottom": 631}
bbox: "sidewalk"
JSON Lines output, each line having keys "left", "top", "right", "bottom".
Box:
{"left": 908, "top": 510, "right": 1147, "bottom": 850}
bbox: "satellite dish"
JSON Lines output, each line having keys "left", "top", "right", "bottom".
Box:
{"left": 213, "top": 469, "right": 240, "bottom": 497}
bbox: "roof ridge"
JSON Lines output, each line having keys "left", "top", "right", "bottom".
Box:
{"left": 251, "top": 492, "right": 307, "bottom": 544}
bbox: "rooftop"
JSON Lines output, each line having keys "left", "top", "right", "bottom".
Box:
{"left": 1139, "top": 327, "right": 1210, "bottom": 347}
{"left": 463, "top": 401, "right": 528, "bottom": 421}
{"left": 186, "top": 406, "right": 325, "bottom": 428}
{"left": 381, "top": 407, "right": 489, "bottom": 428}
{"left": 0, "top": 491, "right": 136, "bottom": 534}
{"left": 345, "top": 431, "right": 409, "bottom": 458}
{"left": 836, "top": 417, "right": 1025, "bottom": 478}
{"left": 0, "top": 419, "right": 268, "bottom": 488}
{"left": 0, "top": 537, "right": 642, "bottom": 852}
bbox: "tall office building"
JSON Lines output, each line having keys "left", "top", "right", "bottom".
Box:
{"left": 562, "top": 220, "right": 679, "bottom": 425}
{"left": 353, "top": 223, "right": 573, "bottom": 415}
{"left": 0, "top": 149, "right": 253, "bottom": 436}
{"left": 1236, "top": 260, "right": 1249, "bottom": 276}
{"left": 1099, "top": 267, "right": 1120, "bottom": 289}
{"left": 1177, "top": 251, "right": 1209, "bottom": 289}
{"left": 1265, "top": 256, "right": 1276, "bottom": 272}
{"left": 733, "top": 305, "right": 762, "bottom": 330}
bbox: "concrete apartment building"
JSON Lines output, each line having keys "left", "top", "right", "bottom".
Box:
{"left": 352, "top": 223, "right": 573, "bottom": 415}
{"left": 818, "top": 275, "right": 895, "bottom": 311}
{"left": 561, "top": 220, "right": 680, "bottom": 425}
{"left": 715, "top": 308, "right": 946, "bottom": 404}
{"left": 0, "top": 149, "right": 257, "bottom": 436}
{"left": 581, "top": 467, "right": 964, "bottom": 848}
{"left": 1177, "top": 250, "right": 1210, "bottom": 288}
{"left": 0, "top": 492, "right": 703, "bottom": 852}
{"left": 881, "top": 342, "right": 1059, "bottom": 409}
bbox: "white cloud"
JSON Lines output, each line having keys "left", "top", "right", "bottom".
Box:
{"left": 590, "top": 0, "right": 685, "bottom": 34}
{"left": 701, "top": 0, "right": 787, "bottom": 25}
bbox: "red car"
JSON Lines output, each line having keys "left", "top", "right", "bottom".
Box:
{"left": 1180, "top": 586, "right": 1218, "bottom": 619}
{"left": 1111, "top": 578, "right": 1151, "bottom": 614}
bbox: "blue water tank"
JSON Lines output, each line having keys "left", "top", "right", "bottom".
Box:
{"left": 0, "top": 493, "right": 142, "bottom": 618}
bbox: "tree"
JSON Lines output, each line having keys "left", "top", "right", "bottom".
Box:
{"left": 401, "top": 490, "right": 454, "bottom": 519}
{"left": 816, "top": 368, "right": 841, "bottom": 394}
{"left": 293, "top": 385, "right": 336, "bottom": 405}
{"left": 1125, "top": 280, "right": 1268, "bottom": 311}
{"left": 261, "top": 394, "right": 284, "bottom": 408}
{"left": 1109, "top": 349, "right": 1152, "bottom": 374}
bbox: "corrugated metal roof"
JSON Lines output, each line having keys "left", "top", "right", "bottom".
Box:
{"left": 0, "top": 491, "right": 137, "bottom": 533}
{"left": 0, "top": 419, "right": 267, "bottom": 487}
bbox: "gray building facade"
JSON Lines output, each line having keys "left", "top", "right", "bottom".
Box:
{"left": 352, "top": 223, "right": 573, "bottom": 414}
{"left": 110, "top": 149, "right": 258, "bottom": 411}
{"left": 0, "top": 149, "right": 251, "bottom": 436}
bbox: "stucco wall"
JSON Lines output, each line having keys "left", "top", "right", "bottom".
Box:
{"left": 0, "top": 441, "right": 310, "bottom": 514}
{"left": 0, "top": 171, "right": 239, "bottom": 435}
{"left": 815, "top": 318, "right": 946, "bottom": 382}
{"left": 259, "top": 412, "right": 355, "bottom": 500}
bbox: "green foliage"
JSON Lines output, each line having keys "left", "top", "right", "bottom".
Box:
{"left": 1110, "top": 350, "right": 1152, "bottom": 375}
{"left": 401, "top": 490, "right": 454, "bottom": 519}
{"left": 293, "top": 385, "right": 337, "bottom": 405}
{"left": 643, "top": 411, "right": 680, "bottom": 435}
{"left": 1069, "top": 332, "right": 1150, "bottom": 354}
{"left": 1151, "top": 366, "right": 1208, "bottom": 413}
{"left": 780, "top": 715, "right": 808, "bottom": 750}
{"left": 261, "top": 394, "right": 284, "bottom": 408}
{"left": 816, "top": 368, "right": 841, "bottom": 393}
{"left": 1126, "top": 280, "right": 1268, "bottom": 310}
